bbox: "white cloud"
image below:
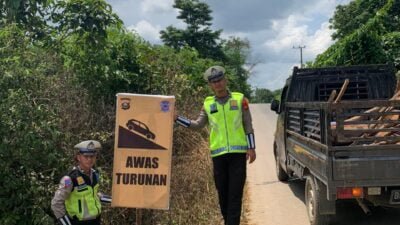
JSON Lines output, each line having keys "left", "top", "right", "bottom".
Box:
{"left": 128, "top": 20, "right": 161, "bottom": 43}
{"left": 305, "top": 22, "right": 334, "bottom": 57}
{"left": 253, "top": 12, "right": 337, "bottom": 89}
{"left": 263, "top": 15, "right": 309, "bottom": 52}
{"left": 260, "top": 13, "right": 335, "bottom": 66}
{"left": 249, "top": 62, "right": 294, "bottom": 90}
{"left": 141, "top": 0, "right": 174, "bottom": 13}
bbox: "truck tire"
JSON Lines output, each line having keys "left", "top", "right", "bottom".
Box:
{"left": 275, "top": 151, "right": 289, "bottom": 181}
{"left": 305, "top": 176, "right": 331, "bottom": 225}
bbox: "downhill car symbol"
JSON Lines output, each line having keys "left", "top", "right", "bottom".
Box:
{"left": 126, "top": 119, "right": 156, "bottom": 140}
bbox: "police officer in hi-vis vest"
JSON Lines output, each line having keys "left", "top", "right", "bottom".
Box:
{"left": 51, "top": 140, "right": 111, "bottom": 225}
{"left": 175, "top": 66, "right": 256, "bottom": 225}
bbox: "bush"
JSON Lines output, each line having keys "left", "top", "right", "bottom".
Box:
{"left": 0, "top": 24, "right": 66, "bottom": 225}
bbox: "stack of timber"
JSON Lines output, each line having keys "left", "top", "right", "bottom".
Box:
{"left": 330, "top": 80, "right": 400, "bottom": 146}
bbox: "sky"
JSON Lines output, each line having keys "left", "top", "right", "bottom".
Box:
{"left": 106, "top": 0, "right": 352, "bottom": 91}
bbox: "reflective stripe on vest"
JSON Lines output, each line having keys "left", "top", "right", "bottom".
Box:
{"left": 204, "top": 92, "right": 248, "bottom": 157}
{"left": 65, "top": 170, "right": 101, "bottom": 221}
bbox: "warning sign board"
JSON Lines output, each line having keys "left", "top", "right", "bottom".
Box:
{"left": 111, "top": 93, "right": 175, "bottom": 209}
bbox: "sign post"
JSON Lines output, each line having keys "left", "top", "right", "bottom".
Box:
{"left": 136, "top": 209, "right": 142, "bottom": 225}
{"left": 111, "top": 93, "right": 175, "bottom": 210}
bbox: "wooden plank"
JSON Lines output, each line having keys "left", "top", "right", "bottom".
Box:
{"left": 343, "top": 119, "right": 400, "bottom": 125}
{"left": 342, "top": 128, "right": 400, "bottom": 133}
{"left": 327, "top": 90, "right": 337, "bottom": 102}
{"left": 332, "top": 144, "right": 400, "bottom": 152}
{"left": 334, "top": 79, "right": 350, "bottom": 103}
{"left": 339, "top": 111, "right": 400, "bottom": 118}
{"left": 331, "top": 100, "right": 400, "bottom": 109}
{"left": 339, "top": 136, "right": 400, "bottom": 142}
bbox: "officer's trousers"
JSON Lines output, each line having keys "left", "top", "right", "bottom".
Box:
{"left": 70, "top": 216, "right": 100, "bottom": 225}
{"left": 212, "top": 153, "right": 247, "bottom": 225}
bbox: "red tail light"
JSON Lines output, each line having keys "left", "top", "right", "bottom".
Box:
{"left": 337, "top": 187, "right": 364, "bottom": 199}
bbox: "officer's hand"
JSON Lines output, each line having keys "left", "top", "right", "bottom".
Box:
{"left": 247, "top": 149, "right": 256, "bottom": 163}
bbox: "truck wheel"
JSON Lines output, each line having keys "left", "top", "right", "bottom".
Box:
{"left": 275, "top": 152, "right": 288, "bottom": 181}
{"left": 305, "top": 176, "right": 331, "bottom": 225}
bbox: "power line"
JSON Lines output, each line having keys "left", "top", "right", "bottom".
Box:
{"left": 293, "top": 45, "right": 306, "bottom": 68}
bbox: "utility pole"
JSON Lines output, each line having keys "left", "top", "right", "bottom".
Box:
{"left": 293, "top": 45, "right": 306, "bottom": 68}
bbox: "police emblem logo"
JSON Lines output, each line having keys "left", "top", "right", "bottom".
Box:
{"left": 62, "top": 177, "right": 72, "bottom": 188}
{"left": 230, "top": 100, "right": 238, "bottom": 110}
{"left": 210, "top": 103, "right": 218, "bottom": 114}
{"left": 77, "top": 176, "right": 85, "bottom": 185}
{"left": 160, "top": 101, "right": 170, "bottom": 112}
{"left": 87, "top": 142, "right": 95, "bottom": 150}
{"left": 121, "top": 98, "right": 131, "bottom": 110}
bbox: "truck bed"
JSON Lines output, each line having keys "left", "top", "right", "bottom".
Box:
{"left": 285, "top": 100, "right": 400, "bottom": 199}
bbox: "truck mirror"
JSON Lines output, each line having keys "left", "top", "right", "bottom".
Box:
{"left": 271, "top": 99, "right": 280, "bottom": 113}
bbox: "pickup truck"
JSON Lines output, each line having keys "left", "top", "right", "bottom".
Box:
{"left": 271, "top": 64, "right": 400, "bottom": 225}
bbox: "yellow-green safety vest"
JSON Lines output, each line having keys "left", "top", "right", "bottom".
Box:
{"left": 65, "top": 169, "right": 101, "bottom": 221}
{"left": 204, "top": 92, "right": 248, "bottom": 157}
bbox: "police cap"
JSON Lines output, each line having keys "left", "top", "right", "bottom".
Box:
{"left": 203, "top": 66, "right": 225, "bottom": 82}
{"left": 74, "top": 140, "right": 101, "bottom": 155}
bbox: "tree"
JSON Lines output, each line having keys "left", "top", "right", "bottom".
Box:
{"left": 160, "top": 0, "right": 225, "bottom": 61}
{"left": 252, "top": 88, "right": 274, "bottom": 103}
{"left": 314, "top": 0, "right": 400, "bottom": 69}
{"left": 329, "top": 0, "right": 387, "bottom": 40}
{"left": 160, "top": 0, "right": 255, "bottom": 96}
{"left": 0, "top": 0, "right": 123, "bottom": 44}
{"left": 223, "top": 37, "right": 253, "bottom": 98}
{"left": 0, "top": 0, "right": 52, "bottom": 39}
{"left": 383, "top": 32, "right": 400, "bottom": 69}
{"left": 52, "top": 0, "right": 122, "bottom": 46}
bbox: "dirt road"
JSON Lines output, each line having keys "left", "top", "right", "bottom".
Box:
{"left": 246, "top": 104, "right": 400, "bottom": 225}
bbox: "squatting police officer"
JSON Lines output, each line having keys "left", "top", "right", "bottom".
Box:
{"left": 51, "top": 140, "right": 111, "bottom": 225}
{"left": 175, "top": 66, "right": 256, "bottom": 225}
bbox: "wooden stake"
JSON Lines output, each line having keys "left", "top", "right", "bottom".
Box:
{"left": 395, "top": 80, "right": 400, "bottom": 93}
{"left": 327, "top": 90, "right": 337, "bottom": 102}
{"left": 334, "top": 79, "right": 349, "bottom": 103}
{"left": 136, "top": 209, "right": 142, "bottom": 225}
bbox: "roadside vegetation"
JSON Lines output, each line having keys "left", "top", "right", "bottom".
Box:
{"left": 0, "top": 0, "right": 399, "bottom": 224}
{"left": 0, "top": 0, "right": 251, "bottom": 224}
